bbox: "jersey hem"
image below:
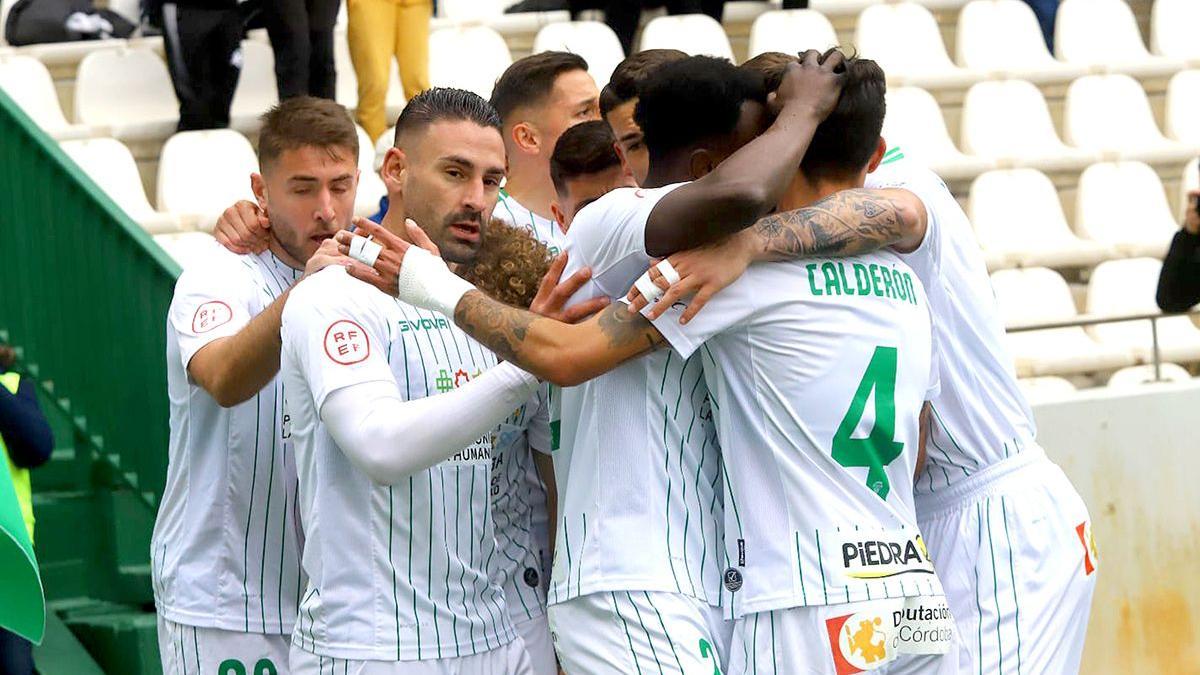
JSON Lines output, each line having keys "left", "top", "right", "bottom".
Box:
{"left": 155, "top": 604, "right": 295, "bottom": 635}
{"left": 547, "top": 575, "right": 718, "bottom": 608}
{"left": 915, "top": 443, "right": 1048, "bottom": 516}
{"left": 729, "top": 588, "right": 948, "bottom": 619}
{"left": 289, "top": 627, "right": 516, "bottom": 662}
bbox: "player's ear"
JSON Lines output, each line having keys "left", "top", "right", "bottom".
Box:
{"left": 381, "top": 147, "right": 408, "bottom": 194}
{"left": 250, "top": 172, "right": 268, "bottom": 212}
{"left": 688, "top": 149, "right": 717, "bottom": 181}
{"left": 550, "top": 200, "right": 568, "bottom": 232}
{"left": 512, "top": 122, "right": 539, "bottom": 155}
{"left": 867, "top": 137, "right": 888, "bottom": 173}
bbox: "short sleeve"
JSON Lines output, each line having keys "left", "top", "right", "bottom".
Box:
{"left": 168, "top": 257, "right": 257, "bottom": 371}
{"left": 925, "top": 309, "right": 942, "bottom": 401}
{"left": 525, "top": 384, "right": 552, "bottom": 456}
{"left": 643, "top": 265, "right": 765, "bottom": 360}
{"left": 281, "top": 268, "right": 396, "bottom": 412}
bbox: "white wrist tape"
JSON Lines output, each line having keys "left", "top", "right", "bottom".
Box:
{"left": 656, "top": 259, "right": 681, "bottom": 286}
{"left": 633, "top": 270, "right": 664, "bottom": 305}
{"left": 348, "top": 235, "right": 383, "bottom": 267}
{"left": 394, "top": 246, "right": 477, "bottom": 317}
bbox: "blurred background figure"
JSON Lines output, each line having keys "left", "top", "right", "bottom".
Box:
{"left": 1022, "top": 0, "right": 1059, "bottom": 50}
{"left": 148, "top": 0, "right": 247, "bottom": 130}
{"left": 262, "top": 0, "right": 341, "bottom": 100}
{"left": 569, "top": 0, "right": 726, "bottom": 55}
{"left": 0, "top": 342, "right": 53, "bottom": 675}
{"left": 348, "top": 0, "right": 432, "bottom": 141}
{"left": 1157, "top": 190, "right": 1200, "bottom": 312}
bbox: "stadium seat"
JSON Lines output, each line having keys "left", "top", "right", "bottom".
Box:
{"left": 960, "top": 79, "right": 1097, "bottom": 172}
{"left": 991, "top": 266, "right": 1135, "bottom": 376}
{"left": 230, "top": 41, "right": 279, "bottom": 134}
{"left": 955, "top": 0, "right": 1086, "bottom": 83}
{"left": 969, "top": 169, "right": 1114, "bottom": 269}
{"left": 75, "top": 48, "right": 179, "bottom": 142}
{"left": 1107, "top": 362, "right": 1192, "bottom": 388}
{"left": 429, "top": 25, "right": 513, "bottom": 100}
{"left": 355, "top": 126, "right": 387, "bottom": 218}
{"left": 532, "top": 21, "right": 625, "bottom": 88}
{"left": 433, "top": 0, "right": 569, "bottom": 37}
{"left": 60, "top": 138, "right": 182, "bottom": 234}
{"left": 0, "top": 55, "right": 94, "bottom": 140}
{"left": 747, "top": 9, "right": 839, "bottom": 60}
{"left": 880, "top": 87, "right": 994, "bottom": 180}
{"left": 1152, "top": 0, "right": 1200, "bottom": 64}
{"left": 1180, "top": 157, "right": 1199, "bottom": 219}
{"left": 0, "top": 0, "right": 15, "bottom": 46}
{"left": 1165, "top": 70, "right": 1200, "bottom": 145}
{"left": 1063, "top": 74, "right": 1195, "bottom": 165}
{"left": 332, "top": 30, "right": 405, "bottom": 120}
{"left": 854, "top": 2, "right": 977, "bottom": 89}
{"left": 1075, "top": 161, "right": 1177, "bottom": 258}
{"left": 1017, "top": 376, "right": 1078, "bottom": 403}
{"left": 1087, "top": 257, "right": 1200, "bottom": 363}
{"left": 153, "top": 232, "right": 218, "bottom": 270}
{"left": 638, "top": 14, "right": 735, "bottom": 61}
{"left": 157, "top": 129, "right": 258, "bottom": 231}
{"left": 1055, "top": 0, "right": 1186, "bottom": 78}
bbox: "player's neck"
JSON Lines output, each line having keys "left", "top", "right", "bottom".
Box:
{"left": 380, "top": 203, "right": 414, "bottom": 242}
{"left": 504, "top": 162, "right": 555, "bottom": 220}
{"left": 780, "top": 175, "right": 861, "bottom": 212}
{"left": 641, "top": 159, "right": 691, "bottom": 190}
{"left": 268, "top": 237, "right": 304, "bottom": 271}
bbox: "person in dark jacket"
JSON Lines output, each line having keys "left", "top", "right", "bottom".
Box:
{"left": 1157, "top": 190, "right": 1200, "bottom": 312}
{"left": 573, "top": 0, "right": 726, "bottom": 55}
{"left": 147, "top": 0, "right": 247, "bottom": 130}
{"left": 0, "top": 343, "right": 53, "bottom": 675}
{"left": 262, "top": 0, "right": 340, "bottom": 100}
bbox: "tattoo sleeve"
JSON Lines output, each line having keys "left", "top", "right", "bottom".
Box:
{"left": 751, "top": 189, "right": 914, "bottom": 261}
{"left": 454, "top": 291, "right": 535, "bottom": 365}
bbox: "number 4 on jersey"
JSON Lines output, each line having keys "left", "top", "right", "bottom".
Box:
{"left": 832, "top": 346, "right": 904, "bottom": 499}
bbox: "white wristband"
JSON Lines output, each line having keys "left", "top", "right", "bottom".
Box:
{"left": 394, "top": 246, "right": 477, "bottom": 317}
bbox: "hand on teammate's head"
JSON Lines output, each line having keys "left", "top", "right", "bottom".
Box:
{"left": 213, "top": 200, "right": 271, "bottom": 255}
{"left": 770, "top": 48, "right": 847, "bottom": 120}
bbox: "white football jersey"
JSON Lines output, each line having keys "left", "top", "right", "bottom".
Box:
{"left": 280, "top": 268, "right": 516, "bottom": 661}
{"left": 153, "top": 241, "right": 304, "bottom": 634}
{"left": 867, "top": 148, "right": 1038, "bottom": 495}
{"left": 496, "top": 189, "right": 565, "bottom": 256}
{"left": 491, "top": 385, "right": 553, "bottom": 623}
{"left": 650, "top": 252, "right": 943, "bottom": 619}
{"left": 548, "top": 184, "right": 724, "bottom": 607}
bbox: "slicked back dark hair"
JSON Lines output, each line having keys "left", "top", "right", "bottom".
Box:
{"left": 634, "top": 56, "right": 766, "bottom": 162}
{"left": 393, "top": 87, "right": 501, "bottom": 146}
{"left": 550, "top": 120, "right": 621, "bottom": 195}
{"left": 489, "top": 51, "right": 589, "bottom": 124}
{"left": 746, "top": 50, "right": 887, "bottom": 182}
{"left": 600, "top": 48, "right": 689, "bottom": 117}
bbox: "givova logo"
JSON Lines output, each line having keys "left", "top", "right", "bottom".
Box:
{"left": 826, "top": 610, "right": 895, "bottom": 674}
{"left": 400, "top": 317, "right": 451, "bottom": 332}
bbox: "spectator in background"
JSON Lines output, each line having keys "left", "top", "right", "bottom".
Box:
{"left": 578, "top": 0, "right": 727, "bottom": 55}
{"left": 1157, "top": 190, "right": 1200, "bottom": 312}
{"left": 262, "top": 0, "right": 340, "bottom": 100}
{"left": 781, "top": 0, "right": 808, "bottom": 7}
{"left": 148, "top": 0, "right": 246, "bottom": 130}
{"left": 1023, "top": 0, "right": 1058, "bottom": 51}
{"left": 348, "top": 0, "right": 432, "bottom": 141}
{"left": 0, "top": 343, "right": 54, "bottom": 675}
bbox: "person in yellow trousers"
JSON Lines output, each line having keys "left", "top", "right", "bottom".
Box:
{"left": 0, "top": 342, "right": 53, "bottom": 675}
{"left": 347, "top": 0, "right": 432, "bottom": 141}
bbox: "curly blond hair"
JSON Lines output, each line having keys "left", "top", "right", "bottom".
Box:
{"left": 461, "top": 218, "right": 554, "bottom": 310}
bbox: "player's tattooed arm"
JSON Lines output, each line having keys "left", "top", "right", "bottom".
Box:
{"left": 750, "top": 188, "right": 928, "bottom": 260}
{"left": 454, "top": 291, "right": 664, "bottom": 387}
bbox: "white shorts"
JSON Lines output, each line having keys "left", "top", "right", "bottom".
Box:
{"left": 916, "top": 449, "right": 1097, "bottom": 674}
{"left": 288, "top": 637, "right": 533, "bottom": 674}
{"left": 515, "top": 614, "right": 557, "bottom": 675}
{"left": 157, "top": 616, "right": 290, "bottom": 675}
{"left": 729, "top": 598, "right": 956, "bottom": 675}
{"left": 548, "top": 591, "right": 731, "bottom": 675}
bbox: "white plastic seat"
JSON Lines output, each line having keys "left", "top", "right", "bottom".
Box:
{"left": 429, "top": 26, "right": 514, "bottom": 100}
{"left": 747, "top": 9, "right": 839, "bottom": 60}
{"left": 1064, "top": 74, "right": 1195, "bottom": 165}
{"left": 1165, "top": 70, "right": 1200, "bottom": 145}
{"left": 955, "top": 0, "right": 1086, "bottom": 83}
{"left": 533, "top": 21, "right": 624, "bottom": 89}
{"left": 961, "top": 79, "right": 1097, "bottom": 172}
{"left": 354, "top": 125, "right": 387, "bottom": 218}
{"left": 1152, "top": 0, "right": 1200, "bottom": 64}
{"left": 880, "top": 87, "right": 994, "bottom": 181}
{"left": 991, "top": 266, "right": 1136, "bottom": 376}
{"left": 230, "top": 41, "right": 279, "bottom": 133}
{"left": 153, "top": 232, "right": 219, "bottom": 270}
{"left": 1075, "top": 161, "right": 1178, "bottom": 259}
{"left": 854, "top": 2, "right": 978, "bottom": 89}
{"left": 375, "top": 126, "right": 395, "bottom": 172}
{"left": 61, "top": 138, "right": 182, "bottom": 233}
{"left": 969, "top": 169, "right": 1114, "bottom": 269}
{"left": 0, "top": 55, "right": 93, "bottom": 139}
{"left": 157, "top": 129, "right": 258, "bottom": 231}
{"left": 1107, "top": 363, "right": 1192, "bottom": 388}
{"left": 75, "top": 48, "right": 179, "bottom": 142}
{"left": 0, "top": 0, "right": 17, "bottom": 46}
{"left": 1087, "top": 258, "right": 1200, "bottom": 363}
{"left": 638, "top": 14, "right": 735, "bottom": 61}
{"left": 1017, "top": 376, "right": 1078, "bottom": 403}
{"left": 1055, "top": 0, "right": 1186, "bottom": 78}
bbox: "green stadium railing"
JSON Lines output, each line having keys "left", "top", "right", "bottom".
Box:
{"left": 0, "top": 87, "right": 180, "bottom": 510}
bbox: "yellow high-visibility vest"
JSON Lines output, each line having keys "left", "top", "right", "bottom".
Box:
{"left": 0, "top": 372, "right": 34, "bottom": 544}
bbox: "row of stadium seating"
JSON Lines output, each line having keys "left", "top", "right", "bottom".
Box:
{"left": 1018, "top": 363, "right": 1194, "bottom": 402}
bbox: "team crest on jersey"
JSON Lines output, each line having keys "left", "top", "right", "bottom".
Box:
{"left": 192, "top": 301, "right": 233, "bottom": 333}
{"left": 323, "top": 320, "right": 370, "bottom": 365}
{"left": 1076, "top": 521, "right": 1099, "bottom": 576}
{"left": 523, "top": 567, "right": 540, "bottom": 588}
{"left": 723, "top": 567, "right": 743, "bottom": 592}
{"left": 826, "top": 608, "right": 896, "bottom": 673}
{"left": 832, "top": 530, "right": 935, "bottom": 582}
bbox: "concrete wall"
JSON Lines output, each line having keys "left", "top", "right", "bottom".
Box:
{"left": 1033, "top": 382, "right": 1200, "bottom": 674}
